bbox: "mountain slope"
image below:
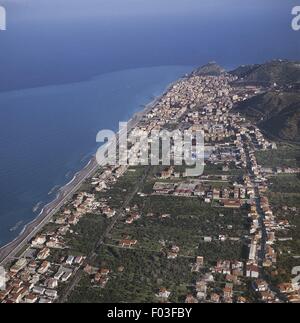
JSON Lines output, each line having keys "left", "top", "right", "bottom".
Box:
{"left": 192, "top": 62, "right": 226, "bottom": 77}
{"left": 234, "top": 91, "right": 300, "bottom": 142}
{"left": 230, "top": 60, "right": 300, "bottom": 85}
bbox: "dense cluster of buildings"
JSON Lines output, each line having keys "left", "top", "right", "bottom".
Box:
{"left": 0, "top": 165, "right": 128, "bottom": 303}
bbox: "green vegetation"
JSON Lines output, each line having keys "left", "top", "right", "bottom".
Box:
{"left": 265, "top": 173, "right": 300, "bottom": 285}
{"left": 268, "top": 173, "right": 300, "bottom": 209}
{"left": 232, "top": 60, "right": 300, "bottom": 143}
{"left": 66, "top": 214, "right": 110, "bottom": 255}
{"left": 255, "top": 143, "right": 300, "bottom": 168}
{"left": 231, "top": 60, "right": 300, "bottom": 85}
{"left": 109, "top": 191, "right": 249, "bottom": 261}
{"left": 192, "top": 62, "right": 225, "bottom": 77}
{"left": 270, "top": 174, "right": 300, "bottom": 194}
{"left": 67, "top": 164, "right": 250, "bottom": 303}
{"left": 235, "top": 91, "right": 300, "bottom": 142}
{"left": 95, "top": 166, "right": 146, "bottom": 208}
{"left": 68, "top": 246, "right": 198, "bottom": 303}
{"left": 203, "top": 162, "right": 245, "bottom": 177}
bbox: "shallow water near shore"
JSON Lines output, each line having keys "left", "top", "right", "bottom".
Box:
{"left": 0, "top": 65, "right": 194, "bottom": 247}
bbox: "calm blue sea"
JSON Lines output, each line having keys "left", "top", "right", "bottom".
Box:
{"left": 0, "top": 66, "right": 193, "bottom": 246}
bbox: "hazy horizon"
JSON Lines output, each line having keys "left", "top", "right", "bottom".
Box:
{"left": 0, "top": 0, "right": 299, "bottom": 91}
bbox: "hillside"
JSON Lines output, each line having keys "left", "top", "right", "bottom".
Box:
{"left": 230, "top": 60, "right": 300, "bottom": 85}
{"left": 192, "top": 62, "right": 226, "bottom": 77}
{"left": 234, "top": 90, "right": 300, "bottom": 142}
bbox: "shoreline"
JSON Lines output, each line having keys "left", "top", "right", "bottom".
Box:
{"left": 0, "top": 76, "right": 184, "bottom": 265}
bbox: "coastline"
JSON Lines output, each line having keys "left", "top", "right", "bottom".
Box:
{"left": 0, "top": 76, "right": 184, "bottom": 266}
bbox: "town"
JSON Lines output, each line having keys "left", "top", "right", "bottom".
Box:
{"left": 1, "top": 70, "right": 299, "bottom": 303}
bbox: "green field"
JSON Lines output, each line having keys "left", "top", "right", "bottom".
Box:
{"left": 256, "top": 143, "right": 300, "bottom": 168}
{"left": 66, "top": 165, "right": 249, "bottom": 303}
{"left": 268, "top": 174, "right": 300, "bottom": 208}
{"left": 68, "top": 246, "right": 198, "bottom": 303}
